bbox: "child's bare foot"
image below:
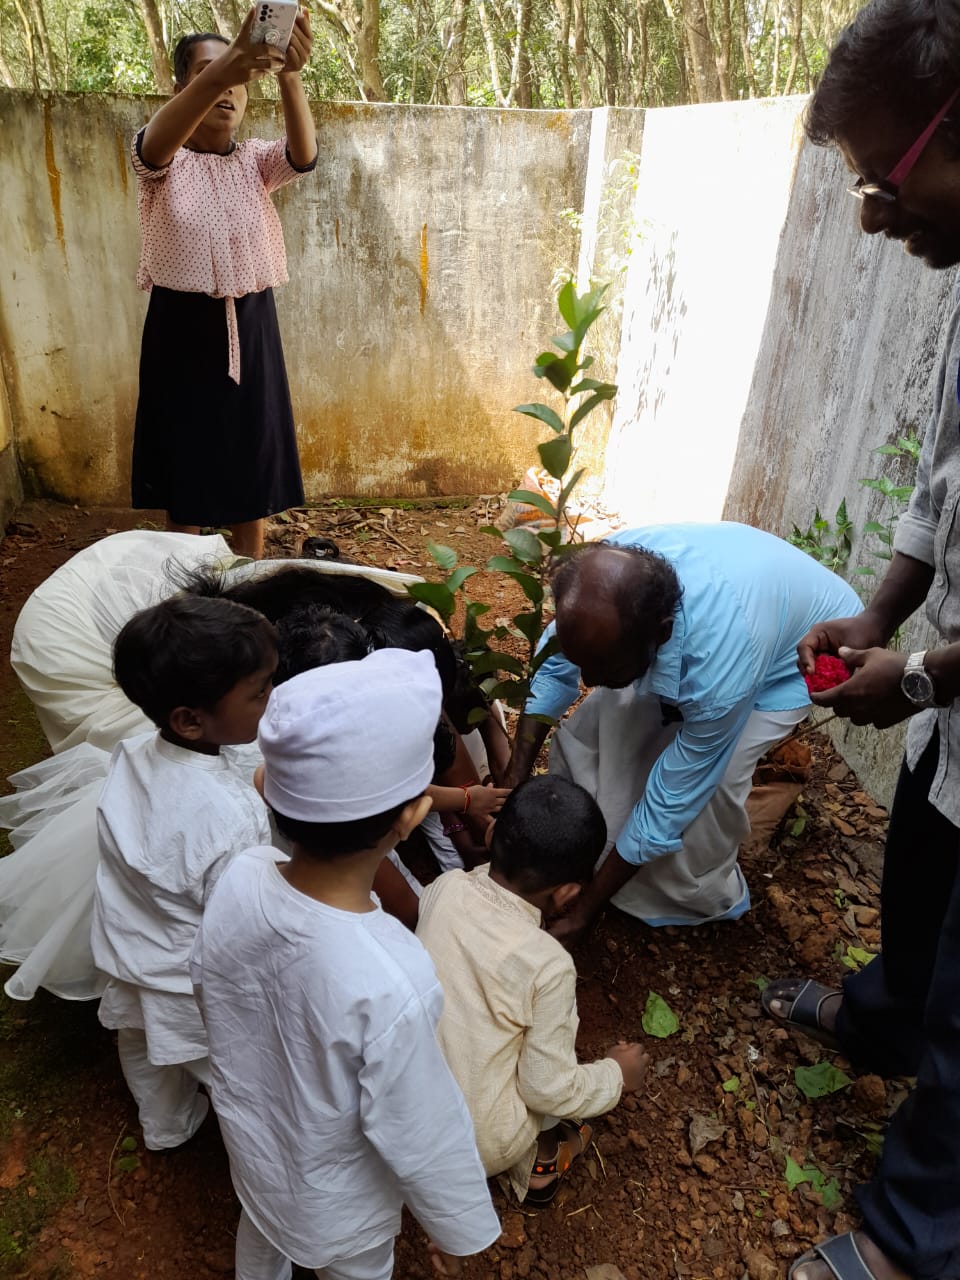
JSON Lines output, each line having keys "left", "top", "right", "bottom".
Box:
{"left": 791, "top": 1231, "right": 911, "bottom": 1280}
{"left": 525, "top": 1119, "right": 592, "bottom": 1205}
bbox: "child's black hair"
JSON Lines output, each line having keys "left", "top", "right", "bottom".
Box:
{"left": 173, "top": 32, "right": 229, "bottom": 85}
{"left": 114, "top": 595, "right": 277, "bottom": 729}
{"left": 272, "top": 799, "right": 419, "bottom": 860}
{"left": 175, "top": 563, "right": 394, "bottom": 625}
{"left": 364, "top": 599, "right": 458, "bottom": 703}
{"left": 432, "top": 715, "right": 457, "bottom": 779}
{"left": 489, "top": 776, "right": 607, "bottom": 893}
{"left": 275, "top": 603, "right": 369, "bottom": 685}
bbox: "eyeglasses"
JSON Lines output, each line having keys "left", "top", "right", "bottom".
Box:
{"left": 848, "top": 87, "right": 960, "bottom": 202}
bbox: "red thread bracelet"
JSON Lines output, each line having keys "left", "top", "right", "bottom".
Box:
{"left": 459, "top": 785, "right": 472, "bottom": 813}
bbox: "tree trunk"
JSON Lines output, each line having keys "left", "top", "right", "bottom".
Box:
{"left": 445, "top": 0, "right": 470, "bottom": 104}
{"left": 737, "top": 0, "right": 756, "bottom": 96}
{"left": 11, "top": 0, "right": 39, "bottom": 88}
{"left": 600, "top": 2, "right": 618, "bottom": 104}
{"left": 514, "top": 0, "right": 532, "bottom": 106}
{"left": 477, "top": 0, "right": 507, "bottom": 103}
{"left": 0, "top": 48, "right": 15, "bottom": 87}
{"left": 783, "top": 0, "right": 802, "bottom": 94}
{"left": 680, "top": 0, "right": 721, "bottom": 101}
{"left": 551, "top": 0, "right": 574, "bottom": 106}
{"left": 208, "top": 0, "right": 243, "bottom": 39}
{"left": 356, "top": 0, "right": 386, "bottom": 100}
{"left": 138, "top": 0, "right": 174, "bottom": 92}
{"left": 572, "top": 0, "right": 591, "bottom": 104}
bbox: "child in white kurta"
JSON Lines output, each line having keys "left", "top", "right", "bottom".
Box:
{"left": 192, "top": 649, "right": 501, "bottom": 1280}
{"left": 90, "top": 594, "right": 277, "bottom": 1149}
{"left": 418, "top": 776, "right": 650, "bottom": 1203}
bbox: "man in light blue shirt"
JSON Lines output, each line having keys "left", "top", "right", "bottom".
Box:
{"left": 507, "top": 522, "right": 861, "bottom": 940}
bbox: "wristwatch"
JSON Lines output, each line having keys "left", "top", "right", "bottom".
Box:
{"left": 901, "top": 651, "right": 937, "bottom": 708}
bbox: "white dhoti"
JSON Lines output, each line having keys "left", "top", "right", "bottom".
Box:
{"left": 549, "top": 689, "right": 808, "bottom": 926}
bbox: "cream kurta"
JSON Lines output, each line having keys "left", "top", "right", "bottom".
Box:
{"left": 417, "top": 866, "right": 623, "bottom": 1200}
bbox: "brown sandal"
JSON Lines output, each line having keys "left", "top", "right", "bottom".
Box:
{"left": 524, "top": 1119, "right": 593, "bottom": 1206}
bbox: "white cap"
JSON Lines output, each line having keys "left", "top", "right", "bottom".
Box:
{"left": 258, "top": 647, "right": 441, "bottom": 822}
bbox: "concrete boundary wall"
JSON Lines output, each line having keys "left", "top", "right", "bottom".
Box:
{"left": 0, "top": 93, "right": 615, "bottom": 505}
{"left": 724, "top": 138, "right": 955, "bottom": 804}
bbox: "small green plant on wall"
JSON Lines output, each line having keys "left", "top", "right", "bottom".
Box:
{"left": 406, "top": 280, "right": 617, "bottom": 718}
{"left": 788, "top": 430, "right": 922, "bottom": 619}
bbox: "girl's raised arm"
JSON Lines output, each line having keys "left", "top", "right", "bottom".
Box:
{"left": 277, "top": 11, "right": 318, "bottom": 169}
{"left": 140, "top": 8, "right": 284, "bottom": 169}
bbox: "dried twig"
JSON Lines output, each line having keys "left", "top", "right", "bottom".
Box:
{"left": 106, "top": 1125, "right": 126, "bottom": 1226}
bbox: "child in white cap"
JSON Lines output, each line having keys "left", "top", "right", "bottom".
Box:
{"left": 191, "top": 648, "right": 501, "bottom": 1280}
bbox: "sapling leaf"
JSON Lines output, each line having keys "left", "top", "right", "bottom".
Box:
{"left": 569, "top": 393, "right": 610, "bottom": 432}
{"left": 794, "top": 1062, "right": 852, "bottom": 1099}
{"left": 486, "top": 554, "right": 526, "bottom": 575}
{"left": 115, "top": 1155, "right": 140, "bottom": 1174}
{"left": 514, "top": 403, "right": 565, "bottom": 434}
{"left": 538, "top": 528, "right": 563, "bottom": 552}
{"left": 539, "top": 435, "right": 572, "bottom": 481}
{"left": 543, "top": 354, "right": 576, "bottom": 392}
{"left": 722, "top": 1076, "right": 740, "bottom": 1093}
{"left": 552, "top": 330, "right": 578, "bottom": 354}
{"left": 508, "top": 488, "right": 557, "bottom": 518}
{"left": 570, "top": 378, "right": 617, "bottom": 396}
{"left": 530, "top": 634, "right": 562, "bottom": 673}
{"left": 842, "top": 945, "right": 876, "bottom": 971}
{"left": 406, "top": 581, "right": 455, "bottom": 621}
{"left": 446, "top": 567, "right": 478, "bottom": 594}
{"left": 467, "top": 706, "right": 489, "bottom": 726}
{"left": 426, "top": 541, "right": 457, "bottom": 572}
{"left": 557, "top": 279, "right": 578, "bottom": 328}
{"left": 557, "top": 467, "right": 586, "bottom": 513}
{"left": 508, "top": 572, "right": 544, "bottom": 604}
{"left": 471, "top": 650, "right": 526, "bottom": 677}
{"left": 642, "top": 991, "right": 679, "bottom": 1038}
{"left": 120, "top": 1137, "right": 138, "bottom": 1152}
{"left": 513, "top": 611, "right": 542, "bottom": 645}
{"left": 503, "top": 527, "right": 544, "bottom": 564}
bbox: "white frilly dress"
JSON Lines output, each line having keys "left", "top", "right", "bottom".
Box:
{"left": 0, "top": 530, "right": 423, "bottom": 1002}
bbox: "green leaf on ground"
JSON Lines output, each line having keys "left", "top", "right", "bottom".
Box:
{"left": 842, "top": 946, "right": 877, "bottom": 971}
{"left": 794, "top": 1062, "right": 852, "bottom": 1099}
{"left": 641, "top": 991, "right": 679, "bottom": 1038}
{"left": 722, "top": 1076, "right": 740, "bottom": 1093}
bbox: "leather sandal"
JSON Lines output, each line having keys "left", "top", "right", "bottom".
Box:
{"left": 524, "top": 1118, "right": 593, "bottom": 1206}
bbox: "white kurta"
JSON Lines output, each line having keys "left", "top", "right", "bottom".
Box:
{"left": 91, "top": 732, "right": 270, "bottom": 1065}
{"left": 417, "top": 866, "right": 623, "bottom": 1200}
{"left": 192, "top": 851, "right": 501, "bottom": 1270}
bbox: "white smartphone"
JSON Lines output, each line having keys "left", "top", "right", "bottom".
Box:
{"left": 249, "top": 0, "right": 299, "bottom": 51}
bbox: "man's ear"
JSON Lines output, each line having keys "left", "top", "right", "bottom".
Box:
{"left": 550, "top": 882, "right": 582, "bottom": 914}
{"left": 168, "top": 705, "right": 204, "bottom": 740}
{"left": 655, "top": 616, "right": 674, "bottom": 648}
{"left": 395, "top": 795, "right": 432, "bottom": 841}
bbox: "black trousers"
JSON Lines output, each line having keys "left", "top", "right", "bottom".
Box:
{"left": 836, "top": 729, "right": 960, "bottom": 1278}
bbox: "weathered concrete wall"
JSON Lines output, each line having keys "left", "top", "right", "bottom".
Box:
{"left": 0, "top": 92, "right": 607, "bottom": 504}
{"left": 602, "top": 96, "right": 809, "bottom": 525}
{"left": 724, "top": 138, "right": 953, "bottom": 804}
{"left": 0, "top": 364, "right": 22, "bottom": 528}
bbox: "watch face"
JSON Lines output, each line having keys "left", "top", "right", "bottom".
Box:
{"left": 902, "top": 669, "right": 935, "bottom": 705}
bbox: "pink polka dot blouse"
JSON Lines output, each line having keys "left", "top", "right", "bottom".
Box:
{"left": 131, "top": 132, "right": 315, "bottom": 381}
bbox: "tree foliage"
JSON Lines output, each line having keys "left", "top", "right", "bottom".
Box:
{"left": 0, "top": 0, "right": 860, "bottom": 103}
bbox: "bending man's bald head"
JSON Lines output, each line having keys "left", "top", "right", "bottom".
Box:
{"left": 550, "top": 542, "right": 681, "bottom": 688}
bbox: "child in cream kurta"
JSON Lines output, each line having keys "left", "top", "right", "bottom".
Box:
{"left": 419, "top": 863, "right": 624, "bottom": 1199}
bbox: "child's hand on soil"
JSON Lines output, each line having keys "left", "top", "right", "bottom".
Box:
{"left": 468, "top": 783, "right": 511, "bottom": 822}
{"left": 428, "top": 1243, "right": 463, "bottom": 1276}
{"left": 607, "top": 1041, "right": 650, "bottom": 1091}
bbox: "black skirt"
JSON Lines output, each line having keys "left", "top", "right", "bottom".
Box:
{"left": 132, "top": 286, "right": 305, "bottom": 526}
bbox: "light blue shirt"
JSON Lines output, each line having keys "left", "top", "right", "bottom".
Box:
{"left": 525, "top": 523, "right": 862, "bottom": 866}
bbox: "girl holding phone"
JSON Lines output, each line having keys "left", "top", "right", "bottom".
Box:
{"left": 131, "top": 7, "right": 316, "bottom": 559}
